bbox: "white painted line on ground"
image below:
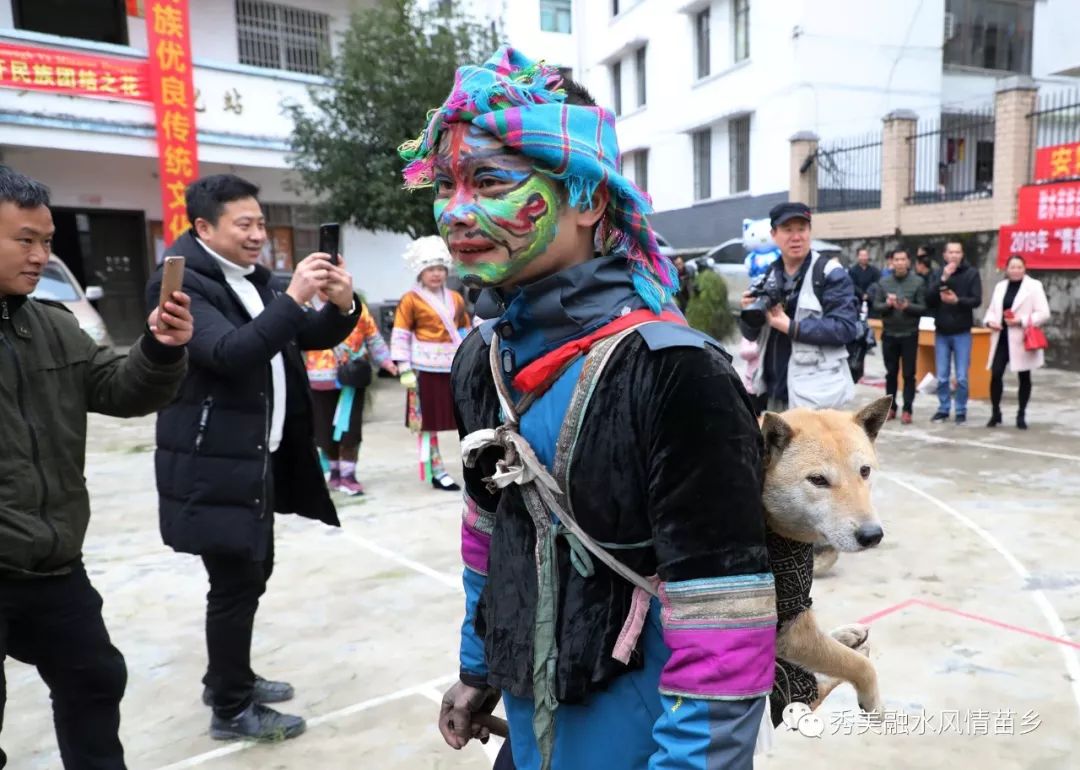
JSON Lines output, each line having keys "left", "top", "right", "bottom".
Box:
{"left": 340, "top": 531, "right": 462, "bottom": 591}
{"left": 417, "top": 687, "right": 504, "bottom": 764}
{"left": 880, "top": 428, "right": 1080, "bottom": 463}
{"left": 152, "top": 675, "right": 458, "bottom": 770}
{"left": 882, "top": 473, "right": 1080, "bottom": 721}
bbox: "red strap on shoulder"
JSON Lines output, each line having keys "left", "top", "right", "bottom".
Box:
{"left": 511, "top": 310, "right": 685, "bottom": 393}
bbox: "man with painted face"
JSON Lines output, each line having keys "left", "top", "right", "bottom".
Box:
{"left": 400, "top": 48, "right": 776, "bottom": 770}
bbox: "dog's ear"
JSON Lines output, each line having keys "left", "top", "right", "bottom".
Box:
{"left": 761, "top": 412, "right": 795, "bottom": 467}
{"left": 854, "top": 396, "right": 893, "bottom": 443}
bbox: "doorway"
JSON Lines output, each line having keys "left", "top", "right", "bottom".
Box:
{"left": 51, "top": 208, "right": 150, "bottom": 345}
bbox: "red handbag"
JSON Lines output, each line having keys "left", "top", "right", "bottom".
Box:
{"left": 1024, "top": 318, "right": 1048, "bottom": 351}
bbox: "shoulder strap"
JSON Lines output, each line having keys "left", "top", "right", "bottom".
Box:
{"left": 811, "top": 252, "right": 828, "bottom": 305}
{"left": 549, "top": 323, "right": 659, "bottom": 596}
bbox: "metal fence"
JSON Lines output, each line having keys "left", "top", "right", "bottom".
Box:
{"left": 1029, "top": 87, "right": 1080, "bottom": 180}
{"left": 813, "top": 132, "right": 883, "bottom": 212}
{"left": 907, "top": 106, "right": 996, "bottom": 205}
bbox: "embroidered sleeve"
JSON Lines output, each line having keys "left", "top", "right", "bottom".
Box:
{"left": 459, "top": 494, "right": 494, "bottom": 685}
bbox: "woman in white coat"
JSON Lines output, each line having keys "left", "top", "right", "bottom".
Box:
{"left": 984, "top": 255, "right": 1051, "bottom": 429}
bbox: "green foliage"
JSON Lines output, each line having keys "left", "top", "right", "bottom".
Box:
{"left": 286, "top": 0, "right": 499, "bottom": 239}
{"left": 685, "top": 269, "right": 735, "bottom": 341}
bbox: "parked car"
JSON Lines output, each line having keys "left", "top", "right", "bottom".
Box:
{"left": 31, "top": 255, "right": 113, "bottom": 347}
{"left": 654, "top": 232, "right": 677, "bottom": 259}
{"left": 689, "top": 238, "right": 844, "bottom": 313}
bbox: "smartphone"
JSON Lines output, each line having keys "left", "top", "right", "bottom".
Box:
{"left": 318, "top": 223, "right": 340, "bottom": 266}
{"left": 158, "top": 255, "right": 185, "bottom": 330}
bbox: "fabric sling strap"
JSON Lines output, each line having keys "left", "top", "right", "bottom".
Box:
{"left": 461, "top": 317, "right": 676, "bottom": 770}
{"left": 411, "top": 286, "right": 463, "bottom": 346}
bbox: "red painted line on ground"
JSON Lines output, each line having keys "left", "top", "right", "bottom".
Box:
{"left": 913, "top": 599, "right": 1080, "bottom": 651}
{"left": 856, "top": 596, "right": 1080, "bottom": 650}
{"left": 857, "top": 598, "right": 920, "bottom": 625}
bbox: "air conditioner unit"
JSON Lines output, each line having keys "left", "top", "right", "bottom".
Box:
{"left": 944, "top": 11, "right": 957, "bottom": 42}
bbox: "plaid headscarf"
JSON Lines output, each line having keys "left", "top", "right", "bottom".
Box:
{"left": 399, "top": 46, "right": 677, "bottom": 312}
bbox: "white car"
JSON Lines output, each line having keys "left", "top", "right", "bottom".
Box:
{"left": 690, "top": 238, "right": 845, "bottom": 313}
{"left": 31, "top": 255, "right": 114, "bottom": 347}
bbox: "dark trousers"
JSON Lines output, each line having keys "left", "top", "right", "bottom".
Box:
{"left": 882, "top": 333, "right": 918, "bottom": 413}
{"left": 1, "top": 563, "right": 127, "bottom": 769}
{"left": 990, "top": 337, "right": 1032, "bottom": 414}
{"left": 201, "top": 531, "right": 274, "bottom": 719}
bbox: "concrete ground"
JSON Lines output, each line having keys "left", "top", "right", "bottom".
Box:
{"left": 5, "top": 351, "right": 1080, "bottom": 769}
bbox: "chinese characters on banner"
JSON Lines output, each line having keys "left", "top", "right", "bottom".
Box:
{"left": 999, "top": 143, "right": 1080, "bottom": 269}
{"left": 0, "top": 43, "right": 150, "bottom": 102}
{"left": 146, "top": 0, "right": 198, "bottom": 246}
{"left": 1033, "top": 141, "right": 1080, "bottom": 184}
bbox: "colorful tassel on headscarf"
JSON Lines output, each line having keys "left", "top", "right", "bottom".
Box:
{"left": 398, "top": 46, "right": 678, "bottom": 313}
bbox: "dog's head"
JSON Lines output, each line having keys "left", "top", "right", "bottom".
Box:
{"left": 759, "top": 396, "right": 892, "bottom": 552}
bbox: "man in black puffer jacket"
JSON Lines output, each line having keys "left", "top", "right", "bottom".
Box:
{"left": 146, "top": 175, "right": 358, "bottom": 743}
{"left": 1, "top": 166, "right": 191, "bottom": 769}
{"left": 926, "top": 240, "right": 982, "bottom": 424}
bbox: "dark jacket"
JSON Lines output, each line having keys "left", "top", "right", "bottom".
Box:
{"left": 0, "top": 294, "right": 186, "bottom": 577}
{"left": 848, "top": 263, "right": 881, "bottom": 298}
{"left": 872, "top": 271, "right": 926, "bottom": 336}
{"left": 147, "top": 231, "right": 358, "bottom": 560}
{"left": 454, "top": 258, "right": 771, "bottom": 702}
{"left": 926, "top": 261, "right": 982, "bottom": 335}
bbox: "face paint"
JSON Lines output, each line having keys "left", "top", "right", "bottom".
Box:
{"left": 433, "top": 123, "right": 562, "bottom": 287}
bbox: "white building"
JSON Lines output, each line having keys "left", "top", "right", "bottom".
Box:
{"left": 0, "top": 0, "right": 567, "bottom": 343}
{"left": 573, "top": 0, "right": 1080, "bottom": 248}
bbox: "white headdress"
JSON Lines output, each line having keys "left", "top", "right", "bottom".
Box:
{"left": 403, "top": 235, "right": 453, "bottom": 278}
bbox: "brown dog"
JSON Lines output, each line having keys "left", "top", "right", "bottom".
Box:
{"left": 761, "top": 395, "right": 893, "bottom": 721}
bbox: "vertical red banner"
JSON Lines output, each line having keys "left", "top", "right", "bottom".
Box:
{"left": 147, "top": 0, "right": 198, "bottom": 246}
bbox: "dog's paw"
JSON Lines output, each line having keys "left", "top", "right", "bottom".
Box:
{"left": 858, "top": 696, "right": 885, "bottom": 718}
{"left": 831, "top": 623, "right": 870, "bottom": 650}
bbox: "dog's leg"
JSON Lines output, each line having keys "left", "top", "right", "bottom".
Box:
{"left": 810, "top": 625, "right": 872, "bottom": 708}
{"left": 777, "top": 611, "right": 882, "bottom": 714}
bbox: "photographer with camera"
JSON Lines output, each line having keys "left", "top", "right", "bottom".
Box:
{"left": 739, "top": 202, "right": 859, "bottom": 412}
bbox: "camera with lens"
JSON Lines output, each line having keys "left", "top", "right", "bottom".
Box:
{"left": 740, "top": 270, "right": 786, "bottom": 328}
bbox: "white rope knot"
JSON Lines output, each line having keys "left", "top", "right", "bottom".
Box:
{"left": 461, "top": 426, "right": 561, "bottom": 494}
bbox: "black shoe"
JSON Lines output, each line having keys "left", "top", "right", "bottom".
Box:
{"left": 1017, "top": 413, "right": 1028, "bottom": 430}
{"left": 203, "top": 677, "right": 295, "bottom": 707}
{"left": 209, "top": 703, "right": 306, "bottom": 742}
{"left": 987, "top": 411, "right": 1002, "bottom": 428}
{"left": 931, "top": 412, "right": 950, "bottom": 423}
{"left": 954, "top": 414, "right": 967, "bottom": 425}
{"left": 431, "top": 474, "right": 461, "bottom": 492}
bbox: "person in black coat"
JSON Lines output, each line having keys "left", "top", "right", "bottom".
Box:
{"left": 925, "top": 240, "right": 982, "bottom": 424}
{"left": 146, "top": 175, "right": 359, "bottom": 742}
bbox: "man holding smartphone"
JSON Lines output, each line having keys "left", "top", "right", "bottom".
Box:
{"left": 873, "top": 249, "right": 926, "bottom": 424}
{"left": 926, "top": 241, "right": 982, "bottom": 425}
{"left": 146, "top": 174, "right": 359, "bottom": 742}
{"left": 1, "top": 166, "right": 191, "bottom": 768}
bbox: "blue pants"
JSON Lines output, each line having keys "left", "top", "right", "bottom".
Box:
{"left": 935, "top": 331, "right": 973, "bottom": 416}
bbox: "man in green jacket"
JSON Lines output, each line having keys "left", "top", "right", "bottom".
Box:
{"left": 0, "top": 166, "right": 192, "bottom": 769}
{"left": 872, "top": 248, "right": 926, "bottom": 424}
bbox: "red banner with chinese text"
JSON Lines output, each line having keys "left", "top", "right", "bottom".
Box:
{"left": 1033, "top": 141, "right": 1080, "bottom": 184}
{"left": 997, "top": 222, "right": 1080, "bottom": 269}
{"left": 1016, "top": 181, "right": 1080, "bottom": 226}
{"left": 0, "top": 42, "right": 150, "bottom": 102}
{"left": 147, "top": 0, "right": 198, "bottom": 246}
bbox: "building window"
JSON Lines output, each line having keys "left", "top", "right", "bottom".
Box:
{"left": 611, "top": 60, "right": 623, "bottom": 115}
{"left": 695, "top": 8, "right": 711, "bottom": 79}
{"left": 944, "top": 0, "right": 1033, "bottom": 74}
{"left": 621, "top": 149, "right": 649, "bottom": 192}
{"left": 634, "top": 46, "right": 647, "bottom": 107}
{"left": 236, "top": 0, "right": 332, "bottom": 75}
{"left": 729, "top": 115, "right": 751, "bottom": 193}
{"left": 733, "top": 0, "right": 750, "bottom": 62}
{"left": 693, "top": 129, "right": 712, "bottom": 200}
{"left": 13, "top": 0, "right": 128, "bottom": 45}
{"left": 540, "top": 0, "right": 572, "bottom": 33}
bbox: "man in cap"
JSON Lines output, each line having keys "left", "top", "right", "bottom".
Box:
{"left": 739, "top": 202, "right": 859, "bottom": 412}
{"left": 400, "top": 48, "right": 776, "bottom": 769}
